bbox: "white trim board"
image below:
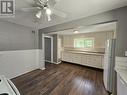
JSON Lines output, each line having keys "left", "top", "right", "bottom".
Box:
{"left": 45, "top": 60, "right": 53, "bottom": 63}
{"left": 53, "top": 61, "right": 61, "bottom": 64}
{"left": 43, "top": 35, "right": 54, "bottom": 63}
{"left": 45, "top": 60, "right": 61, "bottom": 64}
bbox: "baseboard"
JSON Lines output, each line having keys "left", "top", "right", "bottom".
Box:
{"left": 53, "top": 61, "right": 61, "bottom": 64}
{"left": 45, "top": 60, "right": 61, "bottom": 64}
{"left": 45, "top": 60, "right": 53, "bottom": 63}
{"left": 40, "top": 67, "right": 46, "bottom": 70}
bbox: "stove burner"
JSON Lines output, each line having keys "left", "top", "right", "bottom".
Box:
{"left": 0, "top": 93, "right": 9, "bottom": 95}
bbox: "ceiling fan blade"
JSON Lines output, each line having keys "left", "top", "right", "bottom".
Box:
{"left": 37, "top": 0, "right": 44, "bottom": 5}
{"left": 26, "top": 0, "right": 35, "bottom": 5}
{"left": 21, "top": 7, "right": 40, "bottom": 12}
{"left": 32, "top": 0, "right": 43, "bottom": 7}
{"left": 47, "top": 0, "right": 60, "bottom": 7}
{"left": 52, "top": 9, "right": 66, "bottom": 18}
{"left": 54, "top": 0, "right": 61, "bottom": 2}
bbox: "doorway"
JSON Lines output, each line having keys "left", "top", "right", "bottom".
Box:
{"left": 44, "top": 36, "right": 53, "bottom": 66}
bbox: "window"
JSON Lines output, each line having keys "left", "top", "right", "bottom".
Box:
{"left": 74, "top": 38, "right": 94, "bottom": 48}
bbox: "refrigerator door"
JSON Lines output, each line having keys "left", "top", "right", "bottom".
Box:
{"left": 103, "top": 40, "right": 111, "bottom": 91}
{"left": 103, "top": 39, "right": 116, "bottom": 93}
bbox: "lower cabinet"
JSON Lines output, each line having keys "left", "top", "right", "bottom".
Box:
{"left": 62, "top": 52, "right": 73, "bottom": 62}
{"left": 85, "top": 55, "right": 102, "bottom": 68}
{"left": 81, "top": 54, "right": 87, "bottom": 65}
{"left": 72, "top": 53, "right": 82, "bottom": 64}
{"left": 62, "top": 52, "right": 103, "bottom": 69}
{"left": 117, "top": 74, "right": 127, "bottom": 95}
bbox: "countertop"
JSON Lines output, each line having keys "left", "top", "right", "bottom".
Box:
{"left": 62, "top": 50, "right": 105, "bottom": 56}
{"left": 115, "top": 57, "right": 127, "bottom": 84}
{"left": 115, "top": 67, "right": 127, "bottom": 84}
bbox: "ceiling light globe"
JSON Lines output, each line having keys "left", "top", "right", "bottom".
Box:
{"left": 74, "top": 30, "right": 79, "bottom": 33}
{"left": 46, "top": 8, "right": 52, "bottom": 15}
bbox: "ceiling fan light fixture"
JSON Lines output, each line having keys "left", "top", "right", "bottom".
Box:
{"left": 47, "top": 15, "right": 51, "bottom": 21}
{"left": 46, "top": 8, "right": 52, "bottom": 15}
{"left": 36, "top": 10, "right": 42, "bottom": 18}
{"left": 73, "top": 30, "right": 79, "bottom": 34}
{"left": 21, "top": 0, "right": 67, "bottom": 23}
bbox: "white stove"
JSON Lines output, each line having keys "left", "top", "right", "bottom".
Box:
{"left": 0, "top": 76, "right": 20, "bottom": 95}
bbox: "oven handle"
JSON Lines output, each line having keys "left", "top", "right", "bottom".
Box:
{"left": 7, "top": 79, "right": 21, "bottom": 95}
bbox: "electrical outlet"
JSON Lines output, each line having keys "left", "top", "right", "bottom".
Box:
{"left": 125, "top": 51, "right": 127, "bottom": 56}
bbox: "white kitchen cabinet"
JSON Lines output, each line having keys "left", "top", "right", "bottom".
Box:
{"left": 101, "top": 56, "right": 104, "bottom": 68}
{"left": 62, "top": 52, "right": 103, "bottom": 69}
{"left": 81, "top": 54, "right": 87, "bottom": 65}
{"left": 86, "top": 55, "right": 102, "bottom": 68}
{"left": 92, "top": 55, "right": 102, "bottom": 68}
{"left": 62, "top": 52, "right": 73, "bottom": 62}
{"left": 72, "top": 53, "right": 82, "bottom": 64}
{"left": 117, "top": 74, "right": 127, "bottom": 95}
{"left": 61, "top": 52, "right": 67, "bottom": 61}
{"left": 86, "top": 55, "right": 95, "bottom": 66}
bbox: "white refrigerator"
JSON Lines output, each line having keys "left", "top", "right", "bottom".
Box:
{"left": 103, "top": 39, "right": 116, "bottom": 93}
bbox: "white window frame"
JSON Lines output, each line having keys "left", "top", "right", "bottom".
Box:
{"left": 74, "top": 38, "right": 94, "bottom": 48}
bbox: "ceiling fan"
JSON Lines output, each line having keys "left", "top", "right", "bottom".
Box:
{"left": 21, "top": 0, "right": 67, "bottom": 22}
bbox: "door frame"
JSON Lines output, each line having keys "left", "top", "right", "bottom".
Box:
{"left": 43, "top": 35, "right": 53, "bottom": 63}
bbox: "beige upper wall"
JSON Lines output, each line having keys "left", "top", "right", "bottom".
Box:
{"left": 62, "top": 31, "right": 114, "bottom": 49}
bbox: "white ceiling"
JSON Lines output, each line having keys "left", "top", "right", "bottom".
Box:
{"left": 2, "top": 0, "right": 127, "bottom": 29}
{"left": 48, "top": 22, "right": 117, "bottom": 35}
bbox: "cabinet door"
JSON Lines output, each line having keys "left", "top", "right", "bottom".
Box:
{"left": 72, "top": 53, "right": 82, "bottom": 64}
{"left": 117, "top": 74, "right": 127, "bottom": 95}
{"left": 62, "top": 52, "right": 68, "bottom": 61}
{"left": 67, "top": 53, "right": 73, "bottom": 62}
{"left": 62, "top": 52, "right": 69, "bottom": 62}
{"left": 101, "top": 56, "right": 104, "bottom": 69}
{"left": 86, "top": 55, "right": 95, "bottom": 66}
{"left": 86, "top": 55, "right": 102, "bottom": 69}
{"left": 93, "top": 55, "right": 102, "bottom": 68}
{"left": 62, "top": 52, "right": 73, "bottom": 62}
{"left": 81, "top": 54, "right": 87, "bottom": 65}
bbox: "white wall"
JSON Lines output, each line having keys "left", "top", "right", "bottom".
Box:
{"left": 0, "top": 20, "right": 36, "bottom": 50}
{"left": 62, "top": 31, "right": 114, "bottom": 48}
{"left": 0, "top": 20, "right": 44, "bottom": 79}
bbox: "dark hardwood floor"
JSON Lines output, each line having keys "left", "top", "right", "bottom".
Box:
{"left": 12, "top": 62, "right": 109, "bottom": 95}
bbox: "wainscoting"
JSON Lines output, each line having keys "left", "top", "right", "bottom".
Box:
{"left": 0, "top": 49, "right": 44, "bottom": 79}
